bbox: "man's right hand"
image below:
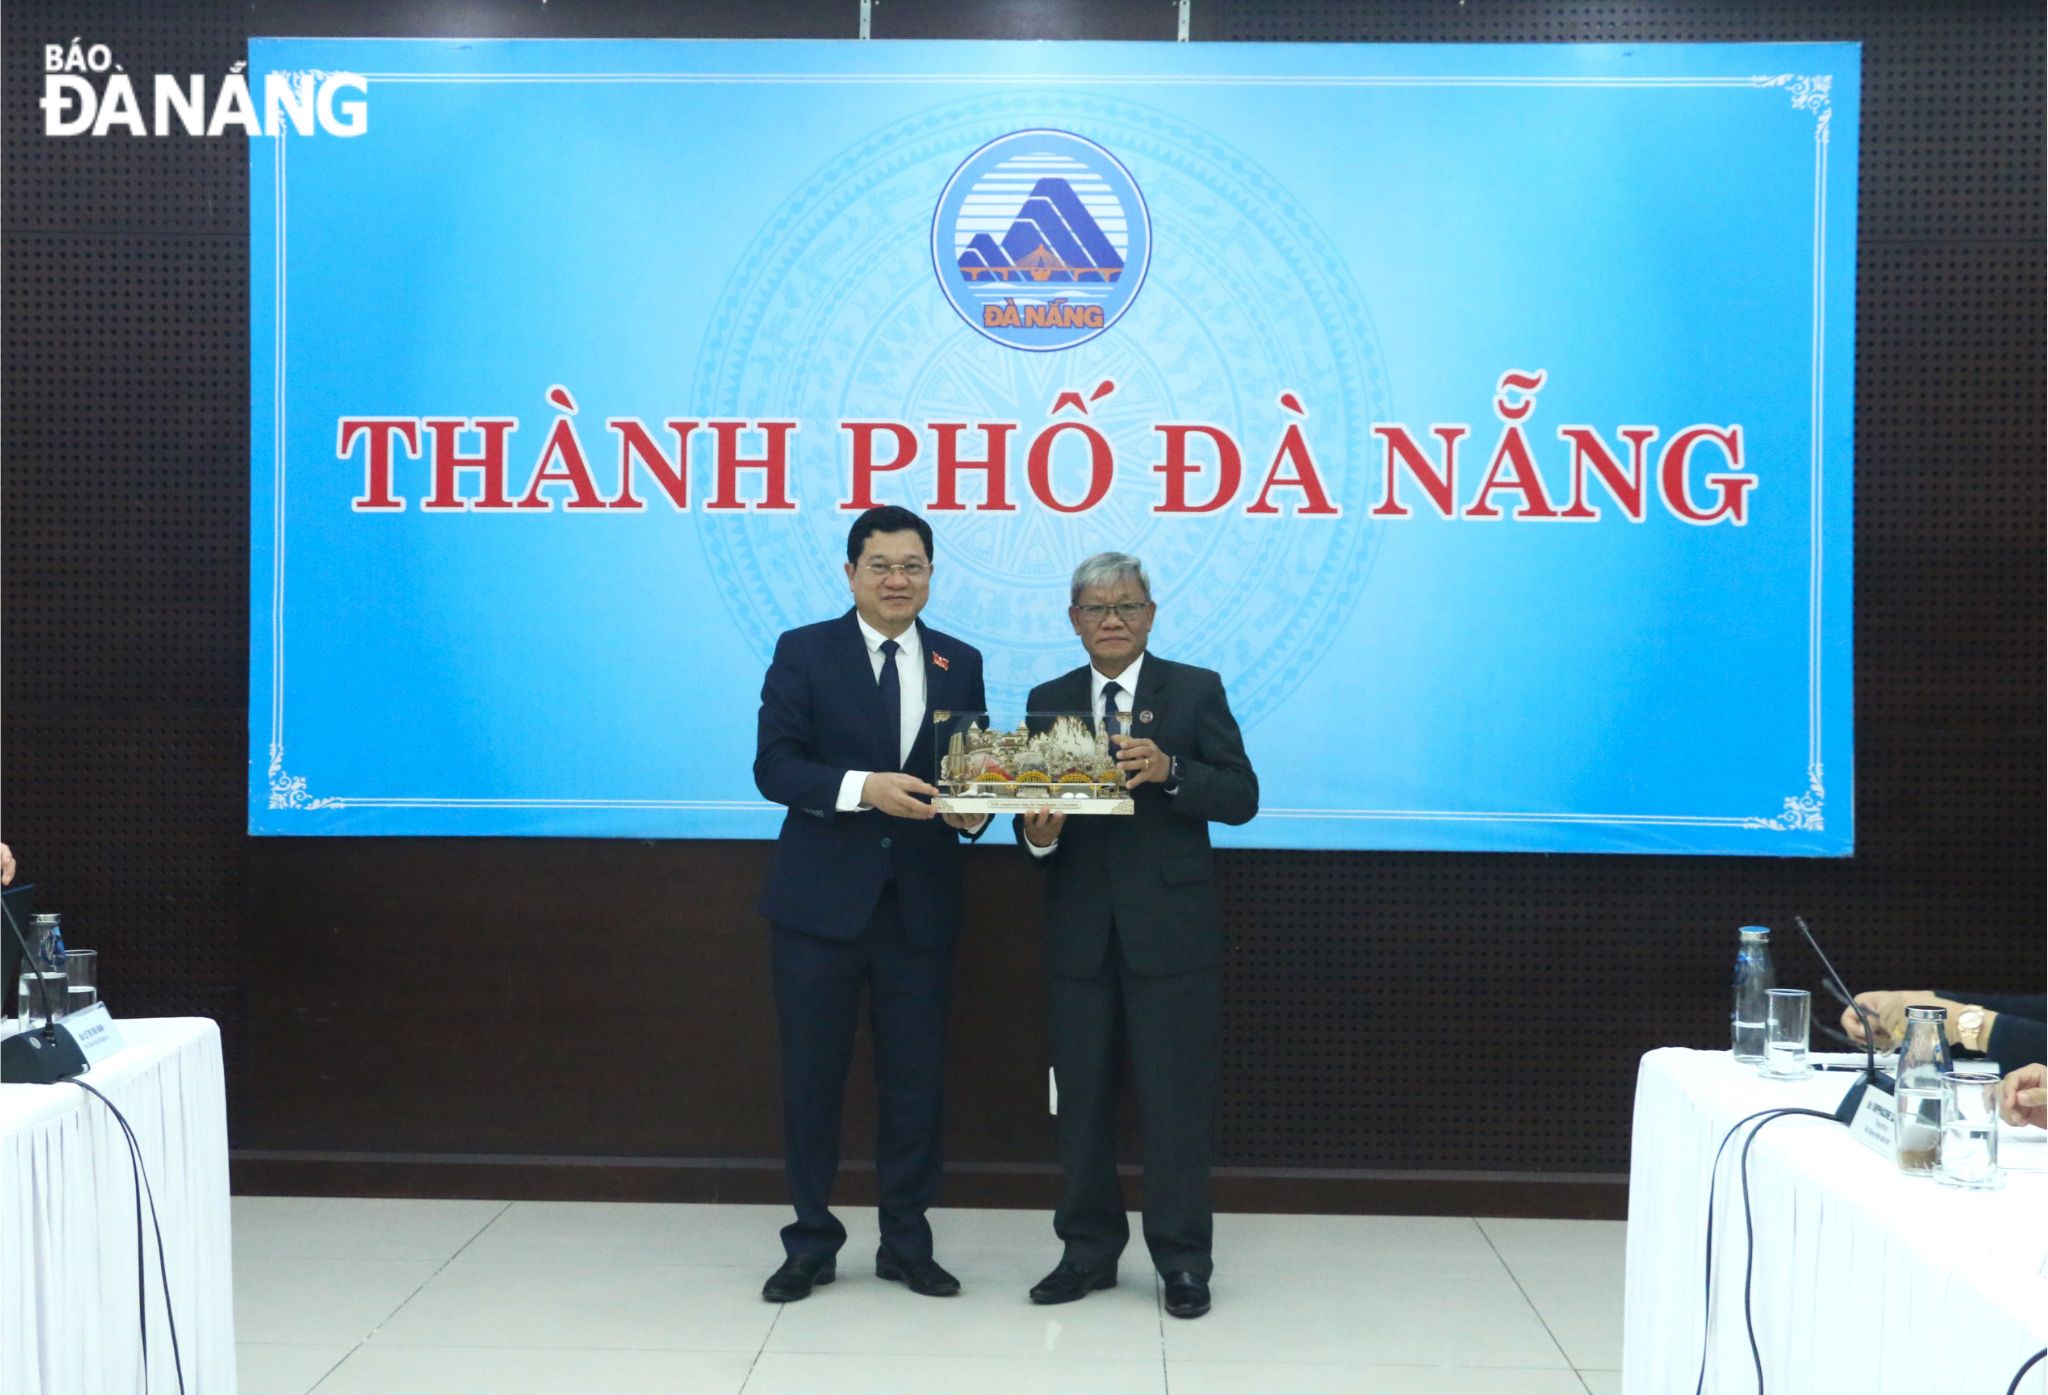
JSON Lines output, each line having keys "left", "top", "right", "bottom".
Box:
{"left": 1021, "top": 808, "right": 1066, "bottom": 847}
{"left": 862, "top": 772, "right": 939, "bottom": 820}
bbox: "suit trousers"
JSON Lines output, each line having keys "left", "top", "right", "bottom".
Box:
{"left": 1048, "top": 919, "right": 1221, "bottom": 1278}
{"left": 772, "top": 884, "right": 952, "bottom": 1261}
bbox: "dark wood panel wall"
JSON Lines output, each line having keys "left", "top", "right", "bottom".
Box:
{"left": 3, "top": 0, "right": 2041, "bottom": 1220}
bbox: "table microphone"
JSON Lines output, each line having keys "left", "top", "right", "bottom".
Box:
{"left": 0, "top": 887, "right": 87, "bottom": 1084}
{"left": 1793, "top": 915, "right": 1890, "bottom": 1125}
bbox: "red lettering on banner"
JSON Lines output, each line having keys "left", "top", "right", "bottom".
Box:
{"left": 842, "top": 422, "right": 917, "bottom": 511}
{"left": 705, "top": 421, "right": 798, "bottom": 511}
{"left": 517, "top": 396, "right": 606, "bottom": 510}
{"left": 340, "top": 417, "right": 421, "bottom": 511}
{"left": 1027, "top": 421, "right": 1112, "bottom": 513}
{"left": 330, "top": 370, "right": 1754, "bottom": 525}
{"left": 1246, "top": 393, "right": 1338, "bottom": 516}
{"left": 423, "top": 418, "right": 517, "bottom": 510}
{"left": 606, "top": 419, "right": 699, "bottom": 510}
{"left": 1659, "top": 426, "right": 1753, "bottom": 525}
{"left": 1492, "top": 370, "right": 1545, "bottom": 422}
{"left": 1027, "top": 384, "right": 1115, "bottom": 514}
{"left": 1465, "top": 430, "right": 1560, "bottom": 519}
{"left": 930, "top": 423, "right": 1017, "bottom": 512}
{"left": 1152, "top": 424, "right": 1241, "bottom": 514}
{"left": 1462, "top": 370, "right": 1559, "bottom": 520}
{"left": 1557, "top": 426, "right": 1656, "bottom": 522}
{"left": 1369, "top": 425, "right": 1466, "bottom": 518}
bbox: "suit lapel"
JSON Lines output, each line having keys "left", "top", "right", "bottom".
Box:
{"left": 913, "top": 620, "right": 940, "bottom": 725}
{"left": 1129, "top": 655, "right": 1169, "bottom": 741}
{"left": 835, "top": 610, "right": 894, "bottom": 771}
{"left": 1060, "top": 666, "right": 1095, "bottom": 727}
{"left": 906, "top": 620, "right": 949, "bottom": 775}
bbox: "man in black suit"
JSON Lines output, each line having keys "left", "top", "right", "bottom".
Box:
{"left": 1016, "top": 552, "right": 1258, "bottom": 1320}
{"left": 753, "top": 505, "right": 988, "bottom": 1302}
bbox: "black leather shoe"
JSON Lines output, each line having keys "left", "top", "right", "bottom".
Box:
{"left": 875, "top": 1247, "right": 961, "bottom": 1296}
{"left": 762, "top": 1253, "right": 836, "bottom": 1302}
{"left": 1162, "top": 1271, "right": 1210, "bottom": 1319}
{"left": 1029, "top": 1258, "right": 1118, "bottom": 1304}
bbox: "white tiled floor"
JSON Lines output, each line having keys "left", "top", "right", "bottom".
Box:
{"left": 233, "top": 1198, "right": 1625, "bottom": 1395}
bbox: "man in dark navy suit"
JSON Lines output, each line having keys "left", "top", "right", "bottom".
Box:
{"left": 1016, "top": 552, "right": 1258, "bottom": 1321}
{"left": 752, "top": 505, "right": 988, "bottom": 1303}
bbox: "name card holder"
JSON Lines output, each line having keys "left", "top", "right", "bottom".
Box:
{"left": 1844, "top": 1074, "right": 1898, "bottom": 1161}
{"left": 64, "top": 1003, "right": 126, "bottom": 1068}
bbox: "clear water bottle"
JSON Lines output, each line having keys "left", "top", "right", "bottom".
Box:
{"left": 1730, "top": 926, "right": 1774, "bottom": 1062}
{"left": 1893, "top": 1005, "right": 1953, "bottom": 1176}
{"left": 17, "top": 912, "right": 67, "bottom": 1030}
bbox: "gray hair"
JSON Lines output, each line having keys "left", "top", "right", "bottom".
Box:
{"left": 1069, "top": 552, "right": 1152, "bottom": 605}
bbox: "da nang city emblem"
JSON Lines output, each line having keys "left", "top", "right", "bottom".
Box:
{"left": 932, "top": 128, "right": 1151, "bottom": 352}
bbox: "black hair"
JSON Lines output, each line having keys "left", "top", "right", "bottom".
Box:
{"left": 846, "top": 505, "right": 934, "bottom": 565}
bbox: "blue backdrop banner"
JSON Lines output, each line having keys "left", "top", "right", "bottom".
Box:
{"left": 248, "top": 39, "right": 1858, "bottom": 853}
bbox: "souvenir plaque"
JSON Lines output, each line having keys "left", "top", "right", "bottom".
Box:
{"left": 932, "top": 711, "right": 1134, "bottom": 815}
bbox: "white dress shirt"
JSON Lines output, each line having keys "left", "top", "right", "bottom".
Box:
{"left": 1090, "top": 654, "right": 1144, "bottom": 734}
{"left": 835, "top": 616, "right": 927, "bottom": 811}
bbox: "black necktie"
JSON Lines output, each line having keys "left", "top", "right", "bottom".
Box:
{"left": 879, "top": 639, "right": 901, "bottom": 769}
{"left": 1101, "top": 680, "right": 1123, "bottom": 739}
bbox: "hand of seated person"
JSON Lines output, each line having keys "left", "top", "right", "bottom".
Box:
{"left": 2000, "top": 1063, "right": 2045, "bottom": 1130}
{"left": 1840, "top": 989, "right": 1940, "bottom": 1050}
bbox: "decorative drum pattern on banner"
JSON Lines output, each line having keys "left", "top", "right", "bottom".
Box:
{"left": 692, "top": 89, "right": 1388, "bottom": 726}
{"left": 247, "top": 40, "right": 1860, "bottom": 853}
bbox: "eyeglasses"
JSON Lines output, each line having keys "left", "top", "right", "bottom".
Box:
{"left": 1074, "top": 602, "right": 1151, "bottom": 623}
{"left": 861, "top": 561, "right": 930, "bottom": 579}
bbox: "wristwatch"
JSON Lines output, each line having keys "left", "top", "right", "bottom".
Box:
{"left": 1957, "top": 1006, "right": 1989, "bottom": 1052}
{"left": 1162, "top": 755, "right": 1183, "bottom": 793}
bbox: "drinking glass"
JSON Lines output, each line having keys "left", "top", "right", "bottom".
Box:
{"left": 1760, "top": 988, "right": 1810, "bottom": 1079}
{"left": 15, "top": 966, "right": 67, "bottom": 1030}
{"left": 1936, "top": 1071, "right": 2004, "bottom": 1189}
{"left": 62, "top": 948, "right": 98, "bottom": 1013}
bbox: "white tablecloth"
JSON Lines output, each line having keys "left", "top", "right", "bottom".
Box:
{"left": 2, "top": 1018, "right": 236, "bottom": 1395}
{"left": 1625, "top": 1048, "right": 2048, "bottom": 1395}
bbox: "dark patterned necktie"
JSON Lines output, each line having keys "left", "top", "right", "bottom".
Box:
{"left": 879, "top": 639, "right": 901, "bottom": 768}
{"left": 1101, "top": 680, "right": 1124, "bottom": 739}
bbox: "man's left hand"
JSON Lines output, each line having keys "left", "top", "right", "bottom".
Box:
{"left": 1112, "top": 734, "right": 1171, "bottom": 789}
{"left": 941, "top": 812, "right": 988, "bottom": 832}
